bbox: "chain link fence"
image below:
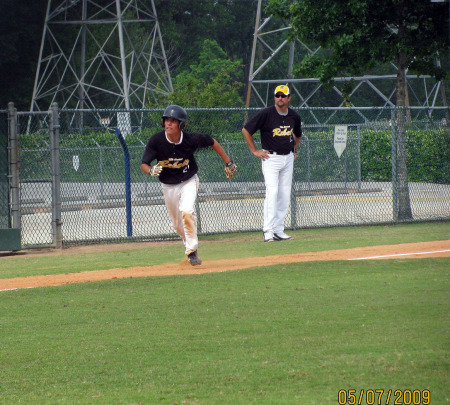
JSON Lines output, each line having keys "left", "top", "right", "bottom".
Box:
{"left": 0, "top": 110, "right": 9, "bottom": 229}
{"left": 2, "top": 105, "right": 449, "bottom": 248}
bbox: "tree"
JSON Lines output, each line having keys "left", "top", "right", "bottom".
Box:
{"left": 150, "top": 39, "right": 244, "bottom": 108}
{"left": 266, "top": 0, "right": 449, "bottom": 220}
{"left": 155, "top": 0, "right": 256, "bottom": 100}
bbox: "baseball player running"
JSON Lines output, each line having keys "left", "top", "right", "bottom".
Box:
{"left": 242, "top": 85, "right": 302, "bottom": 242}
{"left": 141, "top": 105, "right": 237, "bottom": 265}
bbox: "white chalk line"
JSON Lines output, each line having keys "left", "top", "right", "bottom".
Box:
{"left": 348, "top": 249, "right": 450, "bottom": 260}
{"left": 0, "top": 286, "right": 37, "bottom": 292}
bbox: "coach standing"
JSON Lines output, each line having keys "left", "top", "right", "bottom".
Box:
{"left": 242, "top": 85, "right": 302, "bottom": 242}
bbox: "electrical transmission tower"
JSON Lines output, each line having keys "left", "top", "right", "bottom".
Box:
{"left": 246, "top": 0, "right": 447, "bottom": 111}
{"left": 31, "top": 0, "right": 172, "bottom": 114}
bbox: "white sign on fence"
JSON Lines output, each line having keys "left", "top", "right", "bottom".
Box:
{"left": 117, "top": 112, "right": 131, "bottom": 138}
{"left": 334, "top": 125, "right": 348, "bottom": 158}
{"left": 100, "top": 117, "right": 110, "bottom": 128}
{"left": 73, "top": 155, "right": 80, "bottom": 171}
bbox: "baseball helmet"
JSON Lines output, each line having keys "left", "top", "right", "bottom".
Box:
{"left": 161, "top": 105, "right": 187, "bottom": 129}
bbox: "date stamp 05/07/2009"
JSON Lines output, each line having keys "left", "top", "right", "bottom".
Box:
{"left": 338, "top": 389, "right": 431, "bottom": 405}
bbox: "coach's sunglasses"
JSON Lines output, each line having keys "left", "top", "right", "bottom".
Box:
{"left": 275, "top": 94, "right": 288, "bottom": 98}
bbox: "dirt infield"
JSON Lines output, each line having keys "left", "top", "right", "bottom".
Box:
{"left": 1, "top": 240, "right": 449, "bottom": 291}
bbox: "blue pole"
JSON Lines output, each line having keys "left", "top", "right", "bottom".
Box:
{"left": 115, "top": 129, "right": 132, "bottom": 237}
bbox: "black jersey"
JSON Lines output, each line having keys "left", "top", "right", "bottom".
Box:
{"left": 142, "top": 130, "right": 214, "bottom": 184}
{"left": 244, "top": 106, "right": 302, "bottom": 154}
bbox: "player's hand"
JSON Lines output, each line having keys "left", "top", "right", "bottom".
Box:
{"left": 254, "top": 149, "right": 270, "bottom": 160}
{"left": 225, "top": 161, "right": 237, "bottom": 179}
{"left": 149, "top": 164, "right": 163, "bottom": 176}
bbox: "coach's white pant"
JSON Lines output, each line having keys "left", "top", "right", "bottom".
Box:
{"left": 262, "top": 152, "right": 294, "bottom": 234}
{"left": 162, "top": 175, "right": 199, "bottom": 256}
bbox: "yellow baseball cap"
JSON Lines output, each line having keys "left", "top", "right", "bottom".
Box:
{"left": 274, "top": 85, "right": 290, "bottom": 96}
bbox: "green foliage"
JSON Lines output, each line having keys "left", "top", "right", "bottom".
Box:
{"left": 359, "top": 128, "right": 392, "bottom": 182}
{"left": 302, "top": 125, "right": 450, "bottom": 184}
{"left": 19, "top": 123, "right": 449, "bottom": 185}
{"left": 267, "top": 0, "right": 449, "bottom": 90}
{"left": 155, "top": 0, "right": 255, "bottom": 78}
{"left": 150, "top": 40, "right": 244, "bottom": 108}
{"left": 407, "top": 127, "right": 450, "bottom": 183}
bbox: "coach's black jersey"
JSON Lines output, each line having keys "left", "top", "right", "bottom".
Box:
{"left": 142, "top": 130, "right": 214, "bottom": 184}
{"left": 244, "top": 106, "right": 302, "bottom": 154}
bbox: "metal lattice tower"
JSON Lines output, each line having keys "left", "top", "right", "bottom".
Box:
{"left": 31, "top": 0, "right": 173, "bottom": 113}
{"left": 246, "top": 0, "right": 447, "bottom": 111}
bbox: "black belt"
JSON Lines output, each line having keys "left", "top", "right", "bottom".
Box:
{"left": 268, "top": 150, "right": 292, "bottom": 155}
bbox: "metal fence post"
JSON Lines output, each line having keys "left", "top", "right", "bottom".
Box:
{"left": 357, "top": 125, "right": 361, "bottom": 190}
{"left": 93, "top": 139, "right": 104, "bottom": 201}
{"left": 306, "top": 136, "right": 311, "bottom": 191}
{"left": 390, "top": 110, "right": 398, "bottom": 222}
{"left": 115, "top": 129, "right": 132, "bottom": 237}
{"left": 50, "top": 102, "right": 62, "bottom": 248}
{"left": 8, "top": 102, "right": 21, "bottom": 230}
{"left": 290, "top": 164, "right": 297, "bottom": 229}
{"left": 344, "top": 139, "right": 348, "bottom": 188}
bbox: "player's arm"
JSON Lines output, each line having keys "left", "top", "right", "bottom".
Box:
{"left": 211, "top": 139, "right": 237, "bottom": 179}
{"left": 211, "top": 139, "right": 231, "bottom": 164}
{"left": 242, "top": 127, "right": 269, "bottom": 160}
{"left": 140, "top": 162, "right": 151, "bottom": 174}
{"left": 141, "top": 139, "right": 163, "bottom": 176}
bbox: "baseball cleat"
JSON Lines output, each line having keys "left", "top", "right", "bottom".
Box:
{"left": 273, "top": 232, "right": 293, "bottom": 241}
{"left": 263, "top": 231, "right": 274, "bottom": 242}
{"left": 188, "top": 250, "right": 202, "bottom": 266}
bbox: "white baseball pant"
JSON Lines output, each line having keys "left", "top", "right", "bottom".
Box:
{"left": 161, "top": 174, "right": 199, "bottom": 255}
{"left": 261, "top": 152, "right": 294, "bottom": 234}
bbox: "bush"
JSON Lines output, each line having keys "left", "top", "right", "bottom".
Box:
{"left": 18, "top": 117, "right": 450, "bottom": 185}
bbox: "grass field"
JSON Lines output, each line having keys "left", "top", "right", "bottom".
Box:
{"left": 0, "top": 222, "right": 449, "bottom": 404}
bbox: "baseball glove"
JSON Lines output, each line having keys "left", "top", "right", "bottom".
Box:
{"left": 149, "top": 164, "right": 163, "bottom": 176}
{"left": 225, "top": 160, "right": 237, "bottom": 179}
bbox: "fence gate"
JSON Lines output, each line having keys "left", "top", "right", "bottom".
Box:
{"left": 0, "top": 105, "right": 20, "bottom": 250}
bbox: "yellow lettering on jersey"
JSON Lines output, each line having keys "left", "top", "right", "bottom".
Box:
{"left": 273, "top": 127, "right": 293, "bottom": 137}
{"left": 158, "top": 158, "right": 190, "bottom": 169}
